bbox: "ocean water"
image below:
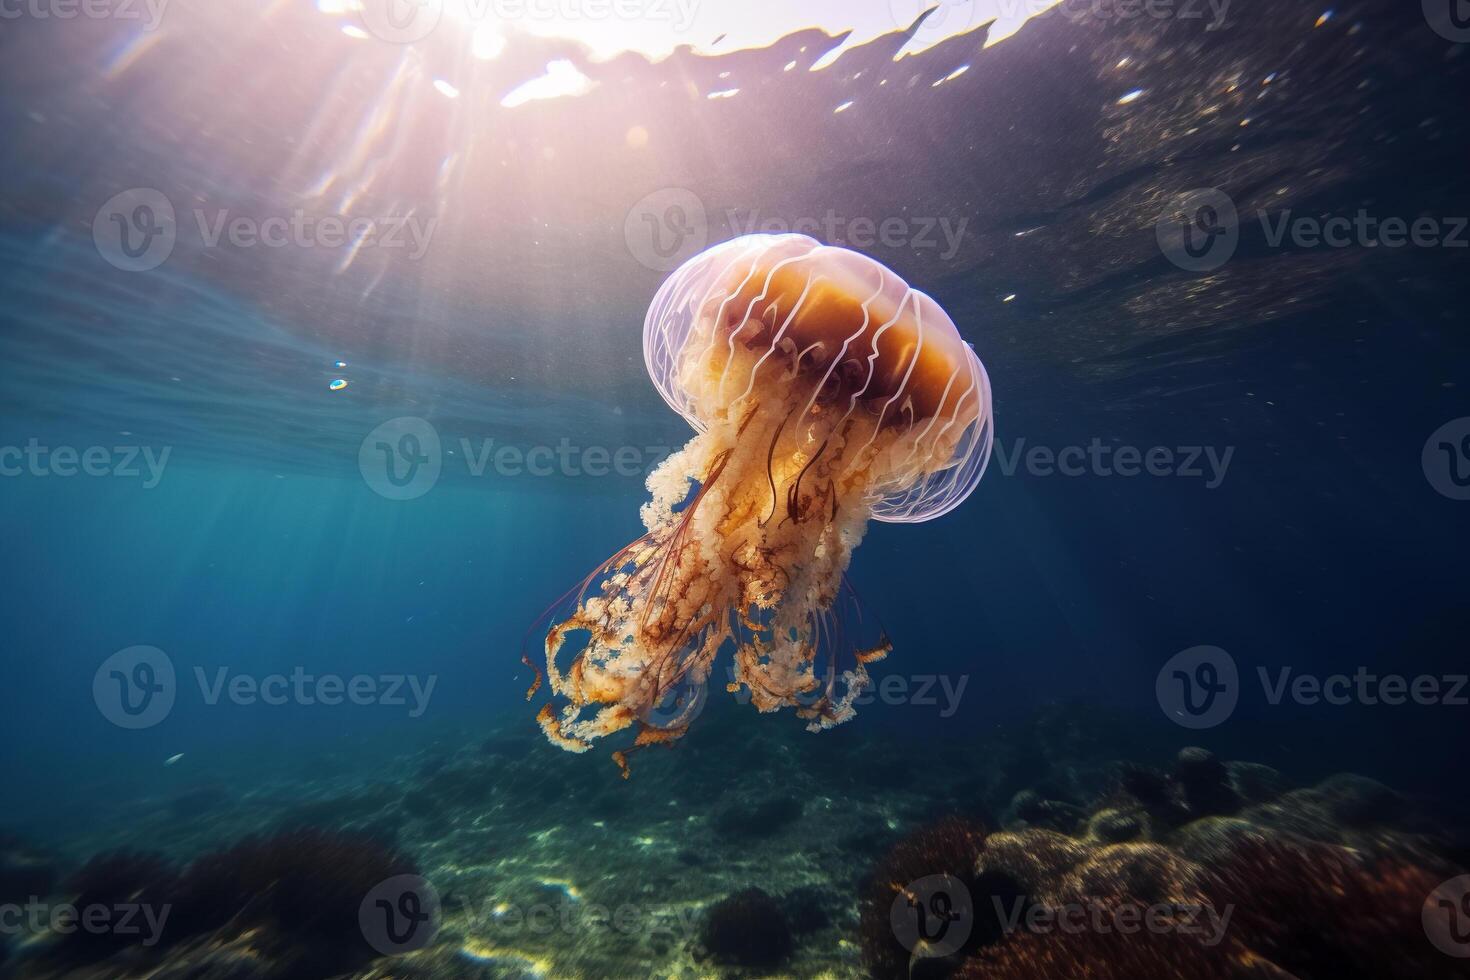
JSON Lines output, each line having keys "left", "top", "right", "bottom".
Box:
{"left": 2, "top": 1, "right": 1470, "bottom": 978}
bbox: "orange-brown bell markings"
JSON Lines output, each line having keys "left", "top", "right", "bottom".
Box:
{"left": 713, "top": 253, "right": 975, "bottom": 427}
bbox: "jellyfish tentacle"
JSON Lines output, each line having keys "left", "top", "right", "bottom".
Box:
{"left": 535, "top": 234, "right": 991, "bottom": 772}
{"left": 786, "top": 435, "right": 830, "bottom": 525}
{"left": 637, "top": 445, "right": 731, "bottom": 635}
{"left": 760, "top": 404, "right": 801, "bottom": 527}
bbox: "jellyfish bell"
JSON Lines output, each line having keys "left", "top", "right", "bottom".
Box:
{"left": 646, "top": 234, "right": 994, "bottom": 521}
{"left": 526, "top": 234, "right": 994, "bottom": 775}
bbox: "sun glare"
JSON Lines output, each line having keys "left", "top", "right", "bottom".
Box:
{"left": 428, "top": 0, "right": 1061, "bottom": 66}
{"left": 499, "top": 59, "right": 596, "bottom": 108}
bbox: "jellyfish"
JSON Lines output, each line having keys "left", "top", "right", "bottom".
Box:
{"left": 525, "top": 234, "right": 994, "bottom": 775}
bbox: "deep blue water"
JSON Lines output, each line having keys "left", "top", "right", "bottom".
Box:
{"left": 3, "top": 231, "right": 1467, "bottom": 836}
{"left": 1, "top": 2, "right": 1469, "bottom": 971}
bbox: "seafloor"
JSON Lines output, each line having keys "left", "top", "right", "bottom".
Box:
{"left": 3, "top": 701, "right": 1468, "bottom": 979}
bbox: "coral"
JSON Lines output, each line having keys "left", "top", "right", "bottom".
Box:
{"left": 1111, "top": 764, "right": 1190, "bottom": 830}
{"left": 974, "top": 830, "right": 1090, "bottom": 906}
{"left": 698, "top": 887, "right": 794, "bottom": 971}
{"left": 916, "top": 753, "right": 1468, "bottom": 980}
{"left": 1086, "top": 807, "right": 1147, "bottom": 844}
{"left": 859, "top": 817, "right": 1021, "bottom": 980}
{"left": 1312, "top": 772, "right": 1405, "bottom": 826}
{"left": 1058, "top": 842, "right": 1214, "bottom": 910}
{"left": 170, "top": 827, "right": 421, "bottom": 978}
{"left": 953, "top": 929, "right": 1284, "bottom": 980}
{"left": 1241, "top": 774, "right": 1407, "bottom": 843}
{"left": 0, "top": 834, "right": 57, "bottom": 906}
{"left": 147, "top": 936, "right": 272, "bottom": 980}
{"left": 779, "top": 884, "right": 836, "bottom": 934}
{"left": 49, "top": 850, "right": 179, "bottom": 962}
{"left": 933, "top": 827, "right": 1276, "bottom": 980}
{"left": 1004, "top": 790, "right": 1087, "bottom": 835}
{"left": 1173, "top": 748, "right": 1240, "bottom": 818}
{"left": 1186, "top": 824, "right": 1465, "bottom": 980}
{"left": 1222, "top": 762, "right": 1289, "bottom": 807}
